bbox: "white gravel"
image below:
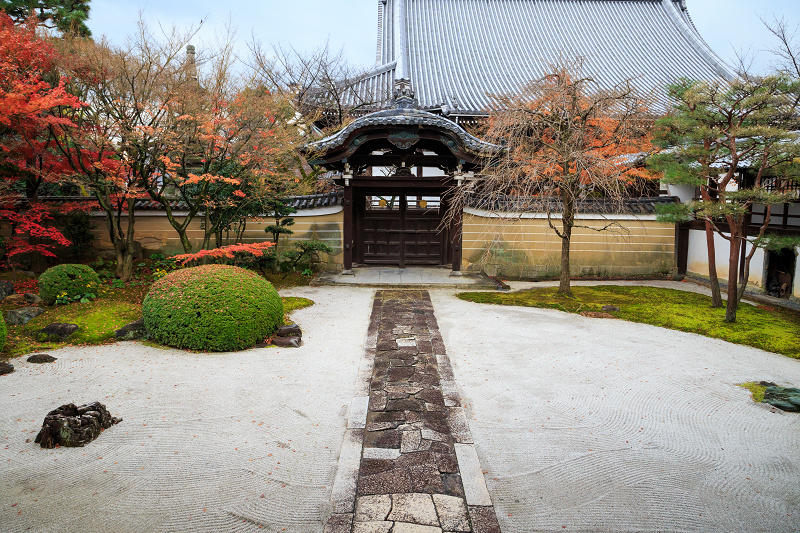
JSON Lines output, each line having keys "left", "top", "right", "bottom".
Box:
{"left": 430, "top": 288, "right": 800, "bottom": 532}
{"left": 0, "top": 287, "right": 375, "bottom": 533}
{"left": 3, "top": 282, "right": 799, "bottom": 533}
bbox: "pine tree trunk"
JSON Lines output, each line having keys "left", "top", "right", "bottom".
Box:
{"left": 724, "top": 230, "right": 741, "bottom": 323}
{"left": 704, "top": 220, "right": 723, "bottom": 308}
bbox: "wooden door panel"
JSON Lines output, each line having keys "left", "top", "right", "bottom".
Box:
{"left": 358, "top": 193, "right": 447, "bottom": 266}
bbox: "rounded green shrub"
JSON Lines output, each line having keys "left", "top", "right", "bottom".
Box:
{"left": 142, "top": 264, "right": 283, "bottom": 352}
{"left": 39, "top": 264, "right": 101, "bottom": 305}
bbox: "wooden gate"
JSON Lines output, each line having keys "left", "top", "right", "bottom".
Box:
{"left": 357, "top": 193, "right": 447, "bottom": 266}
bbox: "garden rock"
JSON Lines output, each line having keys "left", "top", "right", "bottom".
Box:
{"left": 34, "top": 402, "right": 122, "bottom": 449}
{"left": 37, "top": 323, "right": 79, "bottom": 342}
{"left": 27, "top": 353, "right": 57, "bottom": 364}
{"left": 6, "top": 307, "right": 44, "bottom": 325}
{"left": 272, "top": 336, "right": 301, "bottom": 348}
{"left": 0, "top": 362, "right": 13, "bottom": 375}
{"left": 601, "top": 305, "right": 621, "bottom": 312}
{"left": 763, "top": 386, "right": 800, "bottom": 413}
{"left": 24, "top": 293, "right": 42, "bottom": 304}
{"left": 115, "top": 319, "right": 145, "bottom": 340}
{"left": 0, "top": 280, "right": 14, "bottom": 299}
{"left": 3, "top": 294, "right": 27, "bottom": 305}
{"left": 276, "top": 324, "right": 302, "bottom": 338}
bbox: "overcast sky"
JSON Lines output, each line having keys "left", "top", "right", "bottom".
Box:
{"left": 88, "top": 0, "right": 799, "bottom": 74}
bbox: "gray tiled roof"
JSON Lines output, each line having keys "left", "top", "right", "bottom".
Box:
{"left": 468, "top": 195, "right": 679, "bottom": 214}
{"left": 359, "top": 0, "right": 734, "bottom": 114}
{"left": 35, "top": 192, "right": 344, "bottom": 212}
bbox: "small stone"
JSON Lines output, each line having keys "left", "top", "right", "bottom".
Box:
{"left": 420, "top": 428, "right": 446, "bottom": 442}
{"left": 37, "top": 323, "right": 79, "bottom": 342}
{"left": 601, "top": 305, "right": 620, "bottom": 312}
{"left": 468, "top": 506, "right": 502, "bottom": 533}
{"left": 358, "top": 468, "right": 413, "bottom": 495}
{"left": 401, "top": 430, "right": 422, "bottom": 453}
{"left": 23, "top": 293, "right": 42, "bottom": 304}
{"left": 354, "top": 494, "right": 392, "bottom": 521}
{"left": 27, "top": 354, "right": 57, "bottom": 364}
{"left": 387, "top": 493, "right": 438, "bottom": 526}
{"left": 324, "top": 514, "right": 353, "bottom": 533}
{"left": 352, "top": 522, "right": 393, "bottom": 533}
{"left": 0, "top": 280, "right": 14, "bottom": 299}
{"left": 6, "top": 306, "right": 44, "bottom": 326}
{"left": 115, "top": 319, "right": 145, "bottom": 340}
{"left": 432, "top": 495, "right": 470, "bottom": 532}
{"left": 272, "top": 336, "right": 301, "bottom": 348}
{"left": 276, "top": 324, "right": 302, "bottom": 338}
{"left": 0, "top": 362, "right": 14, "bottom": 375}
{"left": 391, "top": 524, "right": 442, "bottom": 533}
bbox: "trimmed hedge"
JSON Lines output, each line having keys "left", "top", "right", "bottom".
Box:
{"left": 39, "top": 264, "right": 101, "bottom": 305}
{"left": 142, "top": 264, "right": 283, "bottom": 352}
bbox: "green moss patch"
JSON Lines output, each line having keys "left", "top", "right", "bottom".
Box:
{"left": 739, "top": 382, "right": 768, "bottom": 403}
{"left": 457, "top": 285, "right": 800, "bottom": 359}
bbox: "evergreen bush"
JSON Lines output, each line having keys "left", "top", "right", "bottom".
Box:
{"left": 39, "top": 264, "right": 101, "bottom": 305}
{"left": 142, "top": 264, "right": 283, "bottom": 352}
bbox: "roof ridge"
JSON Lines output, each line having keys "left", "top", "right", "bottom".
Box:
{"left": 662, "top": 0, "right": 736, "bottom": 80}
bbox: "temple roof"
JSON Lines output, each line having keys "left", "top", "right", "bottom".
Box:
{"left": 356, "top": 0, "right": 734, "bottom": 114}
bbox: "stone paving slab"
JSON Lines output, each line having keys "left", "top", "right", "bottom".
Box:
{"left": 315, "top": 268, "right": 495, "bottom": 289}
{"left": 326, "top": 290, "right": 500, "bottom": 532}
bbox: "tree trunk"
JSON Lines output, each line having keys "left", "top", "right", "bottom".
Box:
{"left": 558, "top": 192, "right": 575, "bottom": 296}
{"left": 162, "top": 207, "right": 193, "bottom": 253}
{"left": 115, "top": 205, "right": 137, "bottom": 282}
{"left": 724, "top": 225, "right": 741, "bottom": 323}
{"left": 698, "top": 176, "right": 723, "bottom": 309}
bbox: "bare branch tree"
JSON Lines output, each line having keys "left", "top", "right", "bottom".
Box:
{"left": 447, "top": 58, "right": 656, "bottom": 296}
{"left": 247, "top": 39, "right": 388, "bottom": 131}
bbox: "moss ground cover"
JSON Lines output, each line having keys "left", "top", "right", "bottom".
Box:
{"left": 1, "top": 286, "right": 147, "bottom": 356}
{"left": 282, "top": 297, "right": 314, "bottom": 325}
{"left": 457, "top": 285, "right": 800, "bottom": 358}
{"left": 739, "top": 382, "right": 768, "bottom": 403}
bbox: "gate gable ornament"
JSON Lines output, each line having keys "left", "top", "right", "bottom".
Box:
{"left": 388, "top": 130, "right": 420, "bottom": 150}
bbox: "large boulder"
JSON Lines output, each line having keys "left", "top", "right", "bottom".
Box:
{"left": 0, "top": 280, "right": 14, "bottom": 300}
{"left": 24, "top": 293, "right": 42, "bottom": 305}
{"left": 0, "top": 362, "right": 13, "bottom": 375}
{"left": 27, "top": 353, "right": 57, "bottom": 364}
{"left": 6, "top": 307, "right": 44, "bottom": 326}
{"left": 37, "top": 323, "right": 79, "bottom": 342}
{"left": 34, "top": 402, "right": 122, "bottom": 448}
{"left": 763, "top": 386, "right": 800, "bottom": 413}
{"left": 115, "top": 319, "right": 145, "bottom": 340}
{"left": 276, "top": 324, "right": 302, "bottom": 338}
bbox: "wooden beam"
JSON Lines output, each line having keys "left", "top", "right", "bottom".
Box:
{"left": 343, "top": 186, "right": 354, "bottom": 273}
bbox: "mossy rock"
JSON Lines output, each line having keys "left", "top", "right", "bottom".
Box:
{"left": 39, "top": 264, "right": 101, "bottom": 305}
{"left": 142, "top": 265, "right": 283, "bottom": 352}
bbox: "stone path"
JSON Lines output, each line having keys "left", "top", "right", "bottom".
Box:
{"left": 326, "top": 290, "right": 501, "bottom": 533}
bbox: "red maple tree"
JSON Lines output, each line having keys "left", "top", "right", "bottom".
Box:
{"left": 0, "top": 12, "right": 83, "bottom": 266}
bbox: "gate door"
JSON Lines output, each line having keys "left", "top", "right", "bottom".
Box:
{"left": 359, "top": 194, "right": 446, "bottom": 266}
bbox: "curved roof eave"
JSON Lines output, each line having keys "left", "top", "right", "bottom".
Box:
{"left": 306, "top": 107, "right": 503, "bottom": 157}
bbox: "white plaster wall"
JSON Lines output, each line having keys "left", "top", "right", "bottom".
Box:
{"left": 795, "top": 253, "right": 800, "bottom": 298}
{"left": 666, "top": 184, "right": 697, "bottom": 203}
{"left": 686, "top": 229, "right": 767, "bottom": 288}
